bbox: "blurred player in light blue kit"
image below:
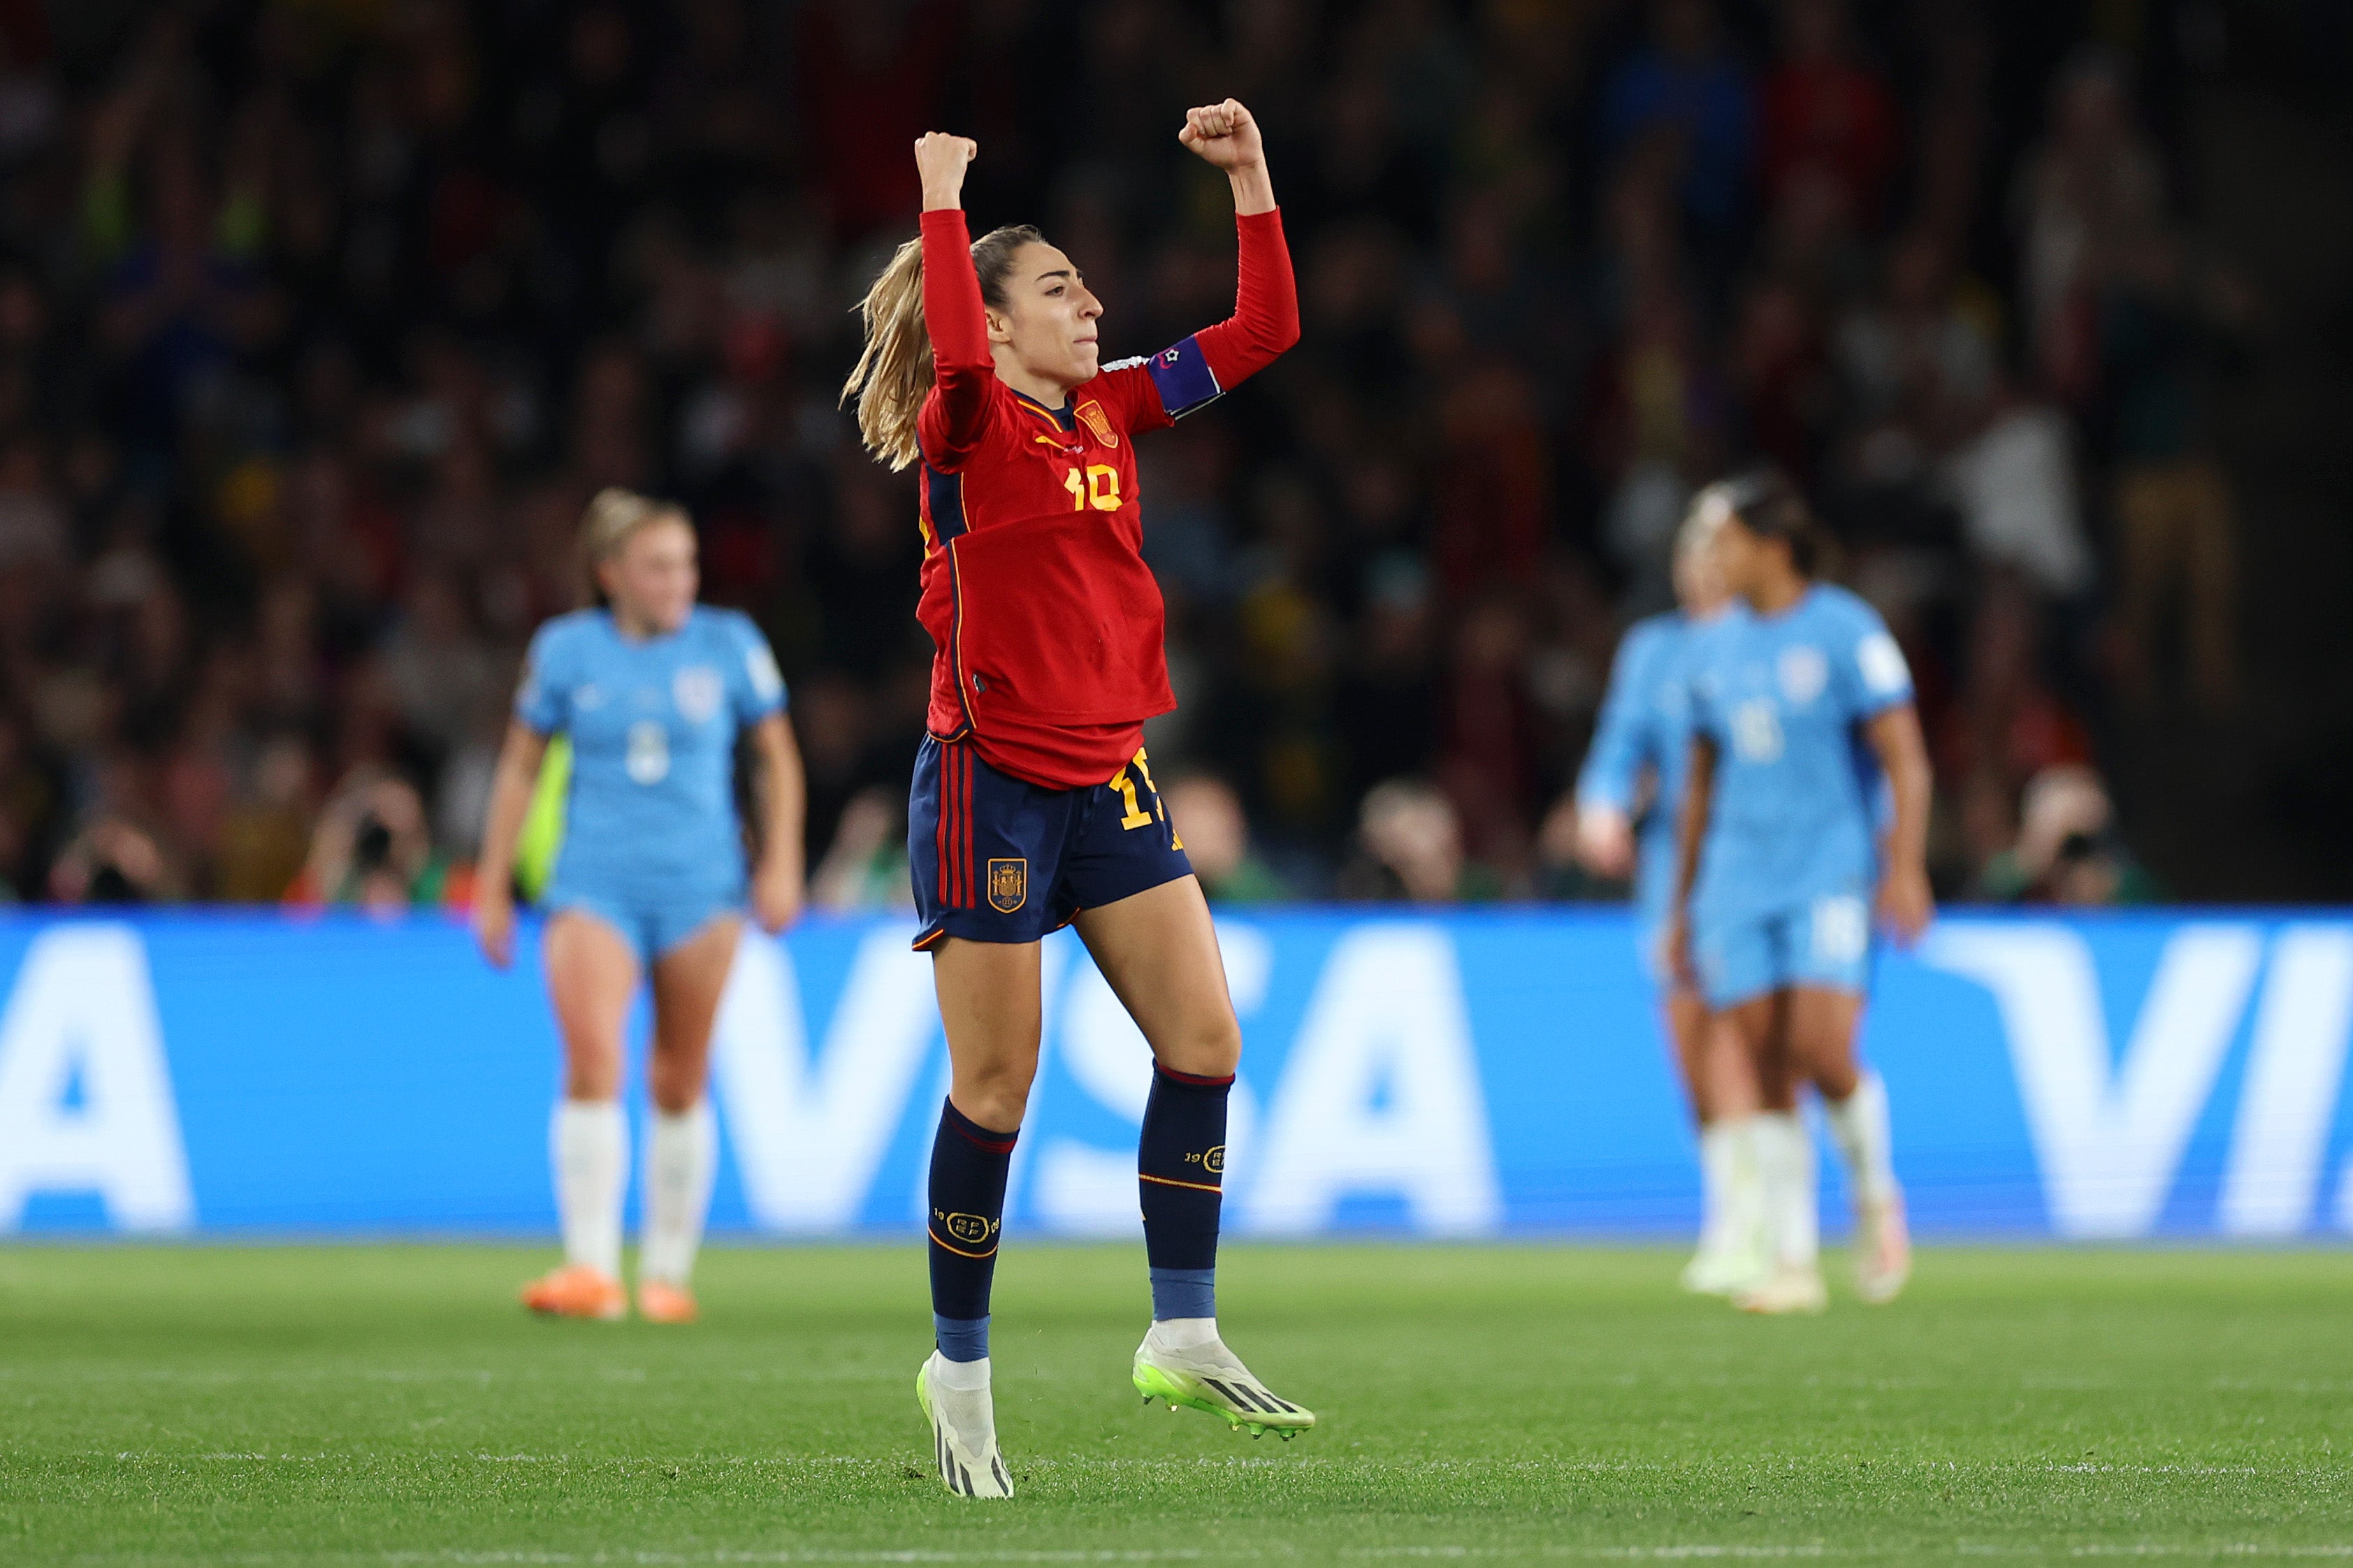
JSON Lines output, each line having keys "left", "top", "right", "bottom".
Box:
{"left": 1667, "top": 474, "right": 1934, "bottom": 1315}
{"left": 474, "top": 489, "right": 806, "bottom": 1324}
{"left": 1572, "top": 498, "right": 1765, "bottom": 1295}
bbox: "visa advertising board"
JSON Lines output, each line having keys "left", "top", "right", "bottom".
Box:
{"left": 1, "top": 910, "right": 2349, "bottom": 1242}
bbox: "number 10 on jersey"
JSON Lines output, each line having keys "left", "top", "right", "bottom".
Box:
{"left": 1064, "top": 465, "right": 1121, "bottom": 511}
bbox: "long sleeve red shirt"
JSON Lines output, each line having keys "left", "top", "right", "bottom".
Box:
{"left": 909, "top": 206, "right": 1298, "bottom": 788}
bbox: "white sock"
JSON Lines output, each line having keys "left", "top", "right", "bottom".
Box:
{"left": 551, "top": 1099, "right": 627, "bottom": 1279}
{"left": 1697, "top": 1117, "right": 1765, "bottom": 1255}
{"left": 1147, "top": 1316, "right": 1220, "bottom": 1352}
{"left": 1753, "top": 1111, "right": 1818, "bottom": 1272}
{"left": 931, "top": 1352, "right": 991, "bottom": 1392}
{"left": 1824, "top": 1070, "right": 1897, "bottom": 1207}
{"left": 641, "top": 1101, "right": 718, "bottom": 1286}
{"left": 1696, "top": 1120, "right": 1737, "bottom": 1249}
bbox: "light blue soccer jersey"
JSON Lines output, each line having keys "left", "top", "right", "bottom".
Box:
{"left": 1686, "top": 584, "right": 1913, "bottom": 924}
{"left": 1577, "top": 611, "right": 1707, "bottom": 929}
{"left": 516, "top": 607, "right": 786, "bottom": 901}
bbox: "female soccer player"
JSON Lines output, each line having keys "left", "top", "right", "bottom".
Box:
{"left": 1665, "top": 473, "right": 1931, "bottom": 1315}
{"left": 1574, "top": 492, "right": 1763, "bottom": 1295}
{"left": 839, "top": 102, "right": 1306, "bottom": 1498}
{"left": 473, "top": 488, "right": 805, "bottom": 1325}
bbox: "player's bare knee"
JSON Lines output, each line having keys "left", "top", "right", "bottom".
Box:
{"left": 565, "top": 1057, "right": 623, "bottom": 1102}
{"left": 1156, "top": 1010, "right": 1241, "bottom": 1079}
{"left": 646, "top": 1049, "right": 708, "bottom": 1115}
{"left": 1808, "top": 1052, "right": 1861, "bottom": 1102}
{"left": 954, "top": 1056, "right": 1037, "bottom": 1133}
{"left": 955, "top": 1083, "right": 1031, "bottom": 1134}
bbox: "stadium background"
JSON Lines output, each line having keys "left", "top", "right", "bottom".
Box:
{"left": 1, "top": 1, "right": 2352, "bottom": 1243}
{"left": 0, "top": 0, "right": 2344, "bottom": 915}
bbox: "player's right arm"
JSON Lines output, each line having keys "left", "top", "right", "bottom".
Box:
{"left": 913, "top": 133, "right": 995, "bottom": 470}
{"left": 473, "top": 720, "right": 549, "bottom": 969}
{"left": 1573, "top": 623, "right": 1660, "bottom": 880}
{"left": 1665, "top": 636, "right": 1724, "bottom": 987}
{"left": 475, "top": 624, "right": 567, "bottom": 969}
{"left": 1663, "top": 732, "right": 1717, "bottom": 990}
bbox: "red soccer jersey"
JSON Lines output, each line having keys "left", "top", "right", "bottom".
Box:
{"left": 912, "top": 207, "right": 1298, "bottom": 789}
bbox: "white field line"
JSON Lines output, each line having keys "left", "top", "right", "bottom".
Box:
{"left": 57, "top": 1453, "right": 2337, "bottom": 1481}
{"left": 45, "top": 1542, "right": 2353, "bottom": 1566}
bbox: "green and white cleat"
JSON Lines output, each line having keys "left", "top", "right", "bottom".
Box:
{"left": 1131, "top": 1327, "right": 1315, "bottom": 1440}
{"left": 915, "top": 1353, "right": 1014, "bottom": 1499}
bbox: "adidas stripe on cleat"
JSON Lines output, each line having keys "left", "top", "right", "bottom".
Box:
{"left": 1131, "top": 1332, "right": 1315, "bottom": 1439}
{"left": 915, "top": 1353, "right": 1014, "bottom": 1499}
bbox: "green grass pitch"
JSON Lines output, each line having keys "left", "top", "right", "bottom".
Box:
{"left": 5, "top": 1243, "right": 2352, "bottom": 1565}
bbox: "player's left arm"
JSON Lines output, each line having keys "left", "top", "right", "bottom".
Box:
{"left": 1843, "top": 614, "right": 1932, "bottom": 946}
{"left": 730, "top": 619, "right": 803, "bottom": 934}
{"left": 746, "top": 712, "right": 806, "bottom": 936}
{"left": 1184, "top": 101, "right": 1296, "bottom": 384}
{"left": 1102, "top": 101, "right": 1299, "bottom": 435}
{"left": 1862, "top": 703, "right": 1933, "bottom": 947}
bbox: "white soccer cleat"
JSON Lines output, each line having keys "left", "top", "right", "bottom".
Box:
{"left": 1853, "top": 1191, "right": 1912, "bottom": 1305}
{"left": 915, "top": 1353, "right": 1014, "bottom": 1499}
{"left": 1733, "top": 1264, "right": 1830, "bottom": 1316}
{"left": 1679, "top": 1237, "right": 1770, "bottom": 1298}
{"left": 1132, "top": 1329, "right": 1315, "bottom": 1439}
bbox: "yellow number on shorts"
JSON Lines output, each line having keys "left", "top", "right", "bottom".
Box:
{"left": 1113, "top": 767, "right": 1154, "bottom": 830}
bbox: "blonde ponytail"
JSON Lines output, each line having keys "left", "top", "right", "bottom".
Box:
{"left": 840, "top": 223, "right": 1048, "bottom": 473}
{"left": 841, "top": 237, "right": 932, "bottom": 472}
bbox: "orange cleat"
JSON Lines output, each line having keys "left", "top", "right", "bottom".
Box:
{"left": 521, "top": 1265, "right": 626, "bottom": 1321}
{"left": 637, "top": 1279, "right": 699, "bottom": 1324}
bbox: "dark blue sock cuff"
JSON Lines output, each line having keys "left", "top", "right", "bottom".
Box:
{"left": 1149, "top": 1266, "right": 1216, "bottom": 1321}
{"left": 934, "top": 1313, "right": 990, "bottom": 1363}
{"left": 941, "top": 1098, "right": 1020, "bottom": 1152}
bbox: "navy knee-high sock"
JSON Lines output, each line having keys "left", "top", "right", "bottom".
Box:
{"left": 1138, "top": 1065, "right": 1231, "bottom": 1321}
{"left": 929, "top": 1098, "right": 1017, "bottom": 1362}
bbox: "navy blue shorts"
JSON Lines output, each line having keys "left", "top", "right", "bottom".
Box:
{"left": 908, "top": 736, "right": 1192, "bottom": 949}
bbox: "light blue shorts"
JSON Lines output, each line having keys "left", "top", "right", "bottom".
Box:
{"left": 1693, "top": 890, "right": 1874, "bottom": 1010}
{"left": 544, "top": 885, "right": 742, "bottom": 967}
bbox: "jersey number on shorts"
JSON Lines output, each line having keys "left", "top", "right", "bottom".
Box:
{"left": 1111, "top": 749, "right": 1178, "bottom": 847}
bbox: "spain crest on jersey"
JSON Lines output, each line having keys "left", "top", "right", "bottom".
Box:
{"left": 987, "top": 857, "right": 1028, "bottom": 913}
{"left": 1076, "top": 399, "right": 1117, "bottom": 447}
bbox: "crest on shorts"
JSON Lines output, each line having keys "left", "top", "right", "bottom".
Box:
{"left": 987, "top": 857, "right": 1028, "bottom": 913}
{"left": 1076, "top": 399, "right": 1117, "bottom": 447}
{"left": 1203, "top": 1145, "right": 1226, "bottom": 1176}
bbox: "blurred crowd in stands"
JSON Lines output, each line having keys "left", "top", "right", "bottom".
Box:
{"left": 0, "top": 0, "right": 2248, "bottom": 913}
